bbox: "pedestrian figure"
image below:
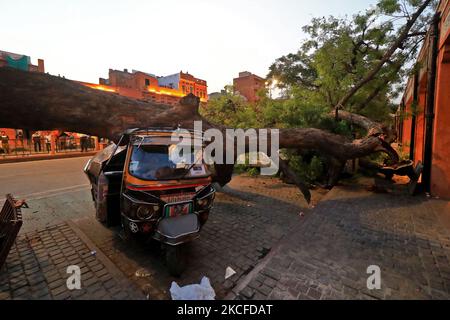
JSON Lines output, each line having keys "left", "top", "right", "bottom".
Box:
{"left": 0, "top": 131, "right": 10, "bottom": 154}
{"left": 15, "top": 129, "right": 24, "bottom": 148}
{"left": 69, "top": 134, "right": 75, "bottom": 150}
{"left": 32, "top": 131, "right": 42, "bottom": 152}
{"left": 45, "top": 134, "right": 52, "bottom": 153}
{"left": 80, "top": 134, "right": 88, "bottom": 152}
{"left": 87, "top": 135, "right": 93, "bottom": 150}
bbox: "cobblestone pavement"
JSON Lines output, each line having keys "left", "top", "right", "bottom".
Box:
{"left": 0, "top": 222, "right": 143, "bottom": 300}
{"left": 73, "top": 175, "right": 319, "bottom": 299}
{"left": 231, "top": 179, "right": 450, "bottom": 300}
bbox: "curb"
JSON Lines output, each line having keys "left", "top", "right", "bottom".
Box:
{"left": 0, "top": 151, "right": 96, "bottom": 164}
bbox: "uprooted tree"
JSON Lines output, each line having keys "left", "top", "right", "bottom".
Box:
{"left": 0, "top": 0, "right": 437, "bottom": 202}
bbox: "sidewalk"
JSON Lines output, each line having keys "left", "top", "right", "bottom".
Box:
{"left": 0, "top": 151, "right": 96, "bottom": 164}
{"left": 229, "top": 179, "right": 450, "bottom": 300}
{"left": 0, "top": 221, "right": 144, "bottom": 300}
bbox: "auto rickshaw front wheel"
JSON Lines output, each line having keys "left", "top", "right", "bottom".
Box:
{"left": 119, "top": 217, "right": 141, "bottom": 244}
{"left": 164, "top": 244, "right": 187, "bottom": 277}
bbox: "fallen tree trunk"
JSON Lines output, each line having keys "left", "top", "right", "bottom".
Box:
{"left": 0, "top": 67, "right": 398, "bottom": 200}
{"left": 0, "top": 68, "right": 210, "bottom": 138}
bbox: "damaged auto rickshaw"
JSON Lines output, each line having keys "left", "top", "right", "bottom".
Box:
{"left": 84, "top": 128, "right": 216, "bottom": 276}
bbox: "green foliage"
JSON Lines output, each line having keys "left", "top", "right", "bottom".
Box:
{"left": 200, "top": 88, "right": 259, "bottom": 128}
{"left": 233, "top": 153, "right": 261, "bottom": 176}
{"left": 246, "top": 167, "right": 260, "bottom": 177}
{"left": 396, "top": 143, "right": 411, "bottom": 162}
{"left": 268, "top": 0, "right": 437, "bottom": 117}
{"left": 201, "top": 0, "right": 437, "bottom": 184}
{"left": 285, "top": 151, "right": 326, "bottom": 184}
{"left": 378, "top": 0, "right": 401, "bottom": 14}
{"left": 203, "top": 0, "right": 438, "bottom": 133}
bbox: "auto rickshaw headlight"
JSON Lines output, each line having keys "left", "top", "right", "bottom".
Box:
{"left": 196, "top": 194, "right": 214, "bottom": 210}
{"left": 136, "top": 205, "right": 159, "bottom": 220}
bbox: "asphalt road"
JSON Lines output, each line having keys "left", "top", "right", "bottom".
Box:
{"left": 0, "top": 157, "right": 94, "bottom": 233}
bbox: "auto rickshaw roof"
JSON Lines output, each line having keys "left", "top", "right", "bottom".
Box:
{"left": 130, "top": 135, "right": 206, "bottom": 147}
{"left": 125, "top": 127, "right": 204, "bottom": 136}
{"left": 131, "top": 136, "right": 175, "bottom": 146}
{"left": 127, "top": 128, "right": 205, "bottom": 146}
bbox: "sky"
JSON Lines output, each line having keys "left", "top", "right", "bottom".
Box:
{"left": 1, "top": 0, "right": 378, "bottom": 92}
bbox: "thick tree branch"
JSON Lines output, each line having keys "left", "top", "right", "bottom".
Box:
{"left": 407, "top": 31, "right": 428, "bottom": 37}
{"left": 334, "top": 0, "right": 433, "bottom": 116}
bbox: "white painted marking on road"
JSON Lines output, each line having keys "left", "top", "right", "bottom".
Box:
{"left": 17, "top": 184, "right": 91, "bottom": 200}
{"left": 0, "top": 156, "right": 92, "bottom": 169}
{"left": 27, "top": 186, "right": 91, "bottom": 201}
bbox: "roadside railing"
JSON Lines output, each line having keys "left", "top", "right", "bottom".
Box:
{"left": 0, "top": 194, "right": 25, "bottom": 270}
{"left": 0, "top": 137, "right": 97, "bottom": 158}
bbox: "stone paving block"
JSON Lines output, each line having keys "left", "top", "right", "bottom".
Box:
{"left": 12, "top": 286, "right": 30, "bottom": 299}
{"left": 9, "top": 278, "right": 28, "bottom": 291}
{"left": 240, "top": 287, "right": 255, "bottom": 299}
{"left": 45, "top": 272, "right": 62, "bottom": 285}
{"left": 94, "top": 268, "right": 109, "bottom": 279}
{"left": 98, "top": 272, "right": 113, "bottom": 283}
{"left": 83, "top": 276, "right": 99, "bottom": 287}
{"left": 102, "top": 278, "right": 117, "bottom": 290}
{"left": 257, "top": 284, "right": 273, "bottom": 296}
{"left": 0, "top": 291, "right": 11, "bottom": 300}
{"left": 54, "top": 290, "right": 71, "bottom": 300}
{"left": 27, "top": 273, "right": 46, "bottom": 286}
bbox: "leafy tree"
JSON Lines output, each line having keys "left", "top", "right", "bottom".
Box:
{"left": 200, "top": 0, "right": 438, "bottom": 185}
{"left": 200, "top": 86, "right": 259, "bottom": 128}
{"left": 268, "top": 0, "right": 438, "bottom": 121}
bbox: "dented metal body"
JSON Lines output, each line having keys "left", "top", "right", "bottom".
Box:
{"left": 84, "top": 128, "right": 216, "bottom": 274}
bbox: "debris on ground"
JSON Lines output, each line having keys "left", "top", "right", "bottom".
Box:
{"left": 135, "top": 268, "right": 152, "bottom": 278}
{"left": 225, "top": 266, "right": 236, "bottom": 280}
{"left": 170, "top": 277, "right": 216, "bottom": 300}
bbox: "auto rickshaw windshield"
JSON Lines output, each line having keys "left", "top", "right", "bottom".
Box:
{"left": 128, "top": 144, "right": 209, "bottom": 181}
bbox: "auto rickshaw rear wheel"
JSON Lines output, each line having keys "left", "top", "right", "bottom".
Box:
{"left": 164, "top": 244, "right": 187, "bottom": 277}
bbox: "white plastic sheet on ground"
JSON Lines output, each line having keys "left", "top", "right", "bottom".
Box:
{"left": 225, "top": 266, "right": 236, "bottom": 280}
{"left": 170, "top": 276, "right": 216, "bottom": 300}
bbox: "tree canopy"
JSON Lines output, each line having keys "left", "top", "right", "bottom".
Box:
{"left": 267, "top": 0, "right": 438, "bottom": 121}
{"left": 202, "top": 0, "right": 437, "bottom": 186}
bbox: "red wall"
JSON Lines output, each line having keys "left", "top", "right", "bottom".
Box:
{"left": 431, "top": 46, "right": 450, "bottom": 197}
{"left": 413, "top": 92, "right": 426, "bottom": 166}
{"left": 401, "top": 101, "right": 412, "bottom": 156}
{"left": 398, "top": 1, "right": 450, "bottom": 198}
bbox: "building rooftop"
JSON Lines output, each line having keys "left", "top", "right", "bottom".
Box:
{"left": 234, "top": 71, "right": 265, "bottom": 81}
